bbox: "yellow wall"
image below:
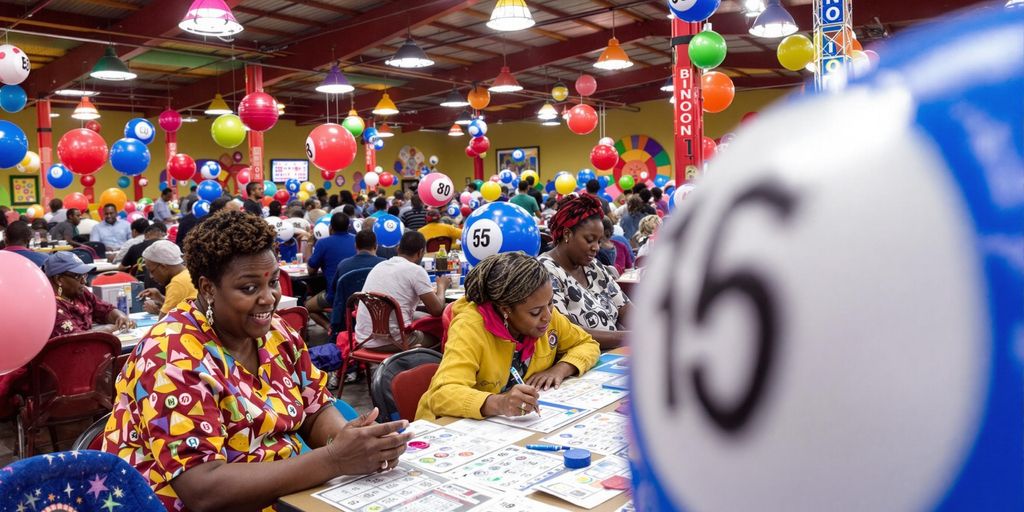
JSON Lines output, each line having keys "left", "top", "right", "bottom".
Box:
{"left": 0, "top": 88, "right": 792, "bottom": 210}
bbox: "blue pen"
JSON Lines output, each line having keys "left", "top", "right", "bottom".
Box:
{"left": 509, "top": 366, "right": 541, "bottom": 416}
{"left": 526, "top": 444, "right": 571, "bottom": 451}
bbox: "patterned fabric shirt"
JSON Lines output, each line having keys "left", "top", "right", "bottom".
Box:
{"left": 51, "top": 289, "right": 116, "bottom": 339}
{"left": 538, "top": 254, "right": 630, "bottom": 331}
{"left": 101, "top": 300, "right": 333, "bottom": 511}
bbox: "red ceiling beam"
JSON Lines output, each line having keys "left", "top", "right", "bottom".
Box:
{"left": 170, "top": 0, "right": 481, "bottom": 111}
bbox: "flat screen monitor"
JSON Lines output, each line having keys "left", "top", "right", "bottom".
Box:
{"left": 271, "top": 159, "right": 309, "bottom": 182}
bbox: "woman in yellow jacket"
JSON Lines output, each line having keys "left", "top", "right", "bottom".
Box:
{"left": 416, "top": 252, "right": 600, "bottom": 421}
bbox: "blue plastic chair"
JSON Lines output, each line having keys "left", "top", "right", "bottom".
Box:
{"left": 299, "top": 399, "right": 360, "bottom": 453}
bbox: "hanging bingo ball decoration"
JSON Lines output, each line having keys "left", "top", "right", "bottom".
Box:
{"left": 0, "top": 120, "right": 26, "bottom": 168}
{"left": 47, "top": 164, "right": 73, "bottom": 189}
{"left": 429, "top": 155, "right": 439, "bottom": 166}
{"left": 470, "top": 135, "right": 490, "bottom": 155}
{"left": 0, "top": 84, "right": 27, "bottom": 113}
{"left": 590, "top": 143, "right": 619, "bottom": 171}
{"left": 499, "top": 169, "right": 516, "bottom": 184}
{"left": 575, "top": 74, "right": 597, "bottom": 97}
{"left": 566, "top": 104, "right": 598, "bottom": 135}
{"left": 212, "top": 114, "right": 246, "bottom": 148}
{"left": 363, "top": 170, "right": 380, "bottom": 188}
{"left": 667, "top": 0, "right": 721, "bottom": 22}
{"left": 15, "top": 150, "right": 39, "bottom": 174}
{"left": 238, "top": 91, "right": 279, "bottom": 132}
{"left": 200, "top": 160, "right": 221, "bottom": 180}
{"left": 117, "top": 176, "right": 131, "bottom": 188}
{"left": 0, "top": 44, "right": 30, "bottom": 85}
{"left": 552, "top": 82, "right": 569, "bottom": 102}
{"left": 511, "top": 148, "right": 526, "bottom": 162}
{"left": 467, "top": 118, "right": 488, "bottom": 138}
{"left": 554, "top": 173, "right": 577, "bottom": 195}
{"left": 285, "top": 178, "right": 301, "bottom": 194}
{"left": 306, "top": 123, "right": 357, "bottom": 172}
{"left": 630, "top": 8, "right": 1023, "bottom": 511}
{"left": 110, "top": 138, "right": 150, "bottom": 176}
{"left": 342, "top": 111, "right": 365, "bottom": 138}
{"left": 373, "top": 137, "right": 385, "bottom": 151}
{"left": 124, "top": 118, "right": 155, "bottom": 145}
{"left": 379, "top": 172, "right": 395, "bottom": 188}
{"left": 701, "top": 71, "right": 735, "bottom": 113}
{"left": 373, "top": 214, "right": 404, "bottom": 248}
{"left": 197, "top": 180, "right": 223, "bottom": 202}
{"left": 263, "top": 180, "right": 277, "bottom": 196}
{"left": 689, "top": 29, "right": 727, "bottom": 70}
{"left": 192, "top": 199, "right": 211, "bottom": 218}
{"left": 167, "top": 153, "right": 197, "bottom": 181}
{"left": 313, "top": 214, "right": 332, "bottom": 239}
{"left": 57, "top": 128, "right": 106, "bottom": 175}
{"left": 447, "top": 203, "right": 460, "bottom": 217}
{"left": 273, "top": 189, "right": 290, "bottom": 205}
{"left": 159, "top": 108, "right": 182, "bottom": 133}
{"left": 461, "top": 202, "right": 541, "bottom": 266}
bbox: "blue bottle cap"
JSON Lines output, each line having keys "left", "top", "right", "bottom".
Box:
{"left": 564, "top": 448, "right": 591, "bottom": 469}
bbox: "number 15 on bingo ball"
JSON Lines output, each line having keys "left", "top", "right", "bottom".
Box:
{"left": 628, "top": 8, "right": 1022, "bottom": 512}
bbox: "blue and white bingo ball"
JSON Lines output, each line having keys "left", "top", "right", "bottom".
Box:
{"left": 373, "top": 137, "right": 385, "bottom": 151}
{"left": 667, "top": 183, "right": 694, "bottom": 213}
{"left": 498, "top": 169, "right": 516, "bottom": 184}
{"left": 124, "top": 118, "right": 155, "bottom": 145}
{"left": 467, "top": 118, "right": 487, "bottom": 138}
{"left": 446, "top": 203, "right": 460, "bottom": 217}
{"left": 461, "top": 202, "right": 540, "bottom": 266}
{"left": 313, "top": 214, "right": 332, "bottom": 239}
{"left": 47, "top": 163, "right": 72, "bottom": 189}
{"left": 0, "top": 84, "right": 26, "bottom": 113}
{"left": 511, "top": 148, "right": 526, "bottom": 162}
{"left": 469, "top": 198, "right": 480, "bottom": 209}
{"left": 362, "top": 127, "right": 378, "bottom": 143}
{"left": 373, "top": 213, "right": 404, "bottom": 248}
{"left": 200, "top": 161, "right": 221, "bottom": 180}
{"left": 109, "top": 138, "right": 150, "bottom": 176}
{"left": 197, "top": 180, "right": 222, "bottom": 202}
{"left": 630, "top": 8, "right": 1023, "bottom": 511}
{"left": 285, "top": 178, "right": 301, "bottom": 194}
{"left": 667, "top": 0, "right": 720, "bottom": 22}
{"left": 191, "top": 199, "right": 211, "bottom": 218}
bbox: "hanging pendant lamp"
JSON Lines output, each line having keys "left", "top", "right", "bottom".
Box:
{"left": 179, "top": 0, "right": 243, "bottom": 37}
{"left": 537, "top": 102, "right": 558, "bottom": 120}
{"left": 386, "top": 38, "right": 434, "bottom": 68}
{"left": 440, "top": 88, "right": 469, "bottom": 108}
{"left": 455, "top": 110, "right": 473, "bottom": 125}
{"left": 90, "top": 46, "right": 136, "bottom": 81}
{"left": 372, "top": 92, "right": 399, "bottom": 116}
{"left": 749, "top": 0, "right": 798, "bottom": 38}
{"left": 594, "top": 37, "right": 633, "bottom": 70}
{"left": 489, "top": 66, "right": 522, "bottom": 93}
{"left": 72, "top": 96, "right": 100, "bottom": 120}
{"left": 204, "top": 93, "right": 232, "bottom": 115}
{"left": 377, "top": 123, "right": 395, "bottom": 137}
{"left": 448, "top": 124, "right": 464, "bottom": 136}
{"left": 316, "top": 64, "right": 354, "bottom": 94}
{"left": 487, "top": 0, "right": 535, "bottom": 31}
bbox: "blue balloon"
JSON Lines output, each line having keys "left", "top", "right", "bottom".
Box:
{"left": 460, "top": 202, "right": 541, "bottom": 266}
{"left": 197, "top": 180, "right": 223, "bottom": 202}
{"left": 192, "top": 199, "right": 211, "bottom": 218}
{"left": 124, "top": 118, "right": 156, "bottom": 145}
{"left": 469, "top": 199, "right": 480, "bottom": 209}
{"left": 200, "top": 161, "right": 221, "bottom": 180}
{"left": 599, "top": 191, "right": 613, "bottom": 203}
{"left": 47, "top": 164, "right": 73, "bottom": 189}
{"left": 117, "top": 176, "right": 131, "bottom": 188}
{"left": 373, "top": 213, "right": 403, "bottom": 248}
{"left": 598, "top": 175, "right": 610, "bottom": 189}
{"left": 118, "top": 211, "right": 127, "bottom": 219}
{"left": 664, "top": 185, "right": 676, "bottom": 197}
{"left": 0, "top": 120, "right": 28, "bottom": 168}
{"left": 498, "top": 169, "right": 516, "bottom": 184}
{"left": 421, "top": 165, "right": 431, "bottom": 176}
{"left": 373, "top": 137, "right": 385, "bottom": 151}
{"left": 653, "top": 174, "right": 670, "bottom": 188}
{"left": 285, "top": 178, "right": 301, "bottom": 194}
{"left": 577, "top": 168, "right": 596, "bottom": 184}
{"left": 263, "top": 180, "right": 277, "bottom": 196}
{"left": 544, "top": 180, "right": 556, "bottom": 193}
{"left": 668, "top": 0, "right": 720, "bottom": 22}
{"left": 159, "top": 182, "right": 169, "bottom": 191}
{"left": 110, "top": 137, "right": 151, "bottom": 176}
{"left": 511, "top": 148, "right": 526, "bottom": 162}
{"left": 541, "top": 193, "right": 549, "bottom": 203}
{"left": 323, "top": 181, "right": 332, "bottom": 190}
{"left": 511, "top": 177, "right": 520, "bottom": 188}
{"left": 362, "top": 127, "right": 378, "bottom": 143}
{"left": 467, "top": 118, "right": 487, "bottom": 138}
{"left": 0, "top": 85, "right": 27, "bottom": 113}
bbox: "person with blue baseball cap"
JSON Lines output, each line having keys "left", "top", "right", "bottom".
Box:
{"left": 44, "top": 251, "right": 135, "bottom": 338}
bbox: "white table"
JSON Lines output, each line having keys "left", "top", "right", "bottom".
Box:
{"left": 92, "top": 259, "right": 120, "bottom": 273}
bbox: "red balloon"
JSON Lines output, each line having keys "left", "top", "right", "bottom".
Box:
{"left": 236, "top": 167, "right": 251, "bottom": 185}
{"left": 320, "top": 168, "right": 336, "bottom": 181}
{"left": 64, "top": 192, "right": 88, "bottom": 211}
{"left": 84, "top": 120, "right": 101, "bottom": 133}
{"left": 566, "top": 104, "right": 598, "bottom": 135}
{"left": 379, "top": 172, "right": 395, "bottom": 187}
{"left": 590, "top": 144, "right": 619, "bottom": 170}
{"left": 273, "top": 189, "right": 290, "bottom": 205}
{"left": 167, "top": 225, "right": 179, "bottom": 243}
{"left": 79, "top": 175, "right": 95, "bottom": 187}
{"left": 460, "top": 205, "right": 473, "bottom": 217}
{"left": 741, "top": 111, "right": 758, "bottom": 125}
{"left": 702, "top": 136, "right": 718, "bottom": 159}
{"left": 57, "top": 128, "right": 108, "bottom": 175}
{"left": 465, "top": 146, "right": 479, "bottom": 158}
{"left": 469, "top": 135, "right": 490, "bottom": 155}
{"left": 238, "top": 91, "right": 279, "bottom": 132}
{"left": 168, "top": 153, "right": 197, "bottom": 181}
{"left": 575, "top": 74, "right": 597, "bottom": 97}
{"left": 306, "top": 123, "right": 356, "bottom": 172}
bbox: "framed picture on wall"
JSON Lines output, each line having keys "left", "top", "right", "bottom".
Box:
{"left": 9, "top": 175, "right": 39, "bottom": 206}
{"left": 496, "top": 146, "right": 540, "bottom": 176}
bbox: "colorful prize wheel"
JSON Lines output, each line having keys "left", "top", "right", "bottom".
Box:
{"left": 612, "top": 134, "right": 672, "bottom": 191}
{"left": 396, "top": 145, "right": 425, "bottom": 178}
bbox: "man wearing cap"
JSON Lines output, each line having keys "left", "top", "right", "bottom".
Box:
{"left": 138, "top": 240, "right": 197, "bottom": 315}
{"left": 418, "top": 209, "right": 463, "bottom": 249}
{"left": 45, "top": 252, "right": 135, "bottom": 338}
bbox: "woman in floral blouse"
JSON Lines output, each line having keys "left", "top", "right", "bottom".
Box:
{"left": 103, "top": 210, "right": 411, "bottom": 511}
{"left": 44, "top": 251, "right": 134, "bottom": 338}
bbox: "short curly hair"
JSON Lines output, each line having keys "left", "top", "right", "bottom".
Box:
{"left": 184, "top": 209, "right": 276, "bottom": 288}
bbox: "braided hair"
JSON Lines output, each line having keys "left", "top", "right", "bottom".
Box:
{"left": 464, "top": 252, "right": 549, "bottom": 308}
{"left": 548, "top": 193, "right": 604, "bottom": 242}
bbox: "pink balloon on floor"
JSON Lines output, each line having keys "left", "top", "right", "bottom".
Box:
{"left": 0, "top": 251, "right": 56, "bottom": 374}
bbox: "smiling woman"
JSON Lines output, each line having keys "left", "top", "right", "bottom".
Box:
{"left": 101, "top": 210, "right": 411, "bottom": 512}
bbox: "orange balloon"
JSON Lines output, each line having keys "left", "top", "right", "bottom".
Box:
{"left": 98, "top": 187, "right": 128, "bottom": 212}
{"left": 701, "top": 71, "right": 735, "bottom": 114}
{"left": 849, "top": 38, "right": 863, "bottom": 53}
{"left": 467, "top": 85, "right": 490, "bottom": 110}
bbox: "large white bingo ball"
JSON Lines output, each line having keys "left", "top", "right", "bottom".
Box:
{"left": 630, "top": 9, "right": 1022, "bottom": 512}
{"left": 373, "top": 214, "right": 404, "bottom": 248}
{"left": 0, "top": 45, "right": 30, "bottom": 85}
{"left": 265, "top": 216, "right": 284, "bottom": 232}
{"left": 313, "top": 215, "right": 332, "bottom": 239}
{"left": 667, "top": 0, "right": 720, "bottom": 22}
{"left": 124, "top": 118, "right": 155, "bottom": 145}
{"left": 461, "top": 202, "right": 540, "bottom": 267}
{"left": 418, "top": 173, "right": 455, "bottom": 208}
{"left": 275, "top": 221, "right": 295, "bottom": 242}
{"left": 668, "top": 183, "right": 695, "bottom": 212}
{"left": 467, "top": 118, "right": 487, "bottom": 138}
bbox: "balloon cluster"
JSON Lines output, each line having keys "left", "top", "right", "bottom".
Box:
{"left": 0, "top": 44, "right": 29, "bottom": 116}
{"left": 464, "top": 118, "right": 489, "bottom": 159}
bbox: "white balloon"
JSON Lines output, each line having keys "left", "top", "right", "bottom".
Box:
{"left": 0, "top": 45, "right": 30, "bottom": 85}
{"left": 364, "top": 172, "right": 380, "bottom": 187}
{"left": 429, "top": 155, "right": 439, "bottom": 166}
{"left": 598, "top": 136, "right": 615, "bottom": 146}
{"left": 313, "top": 222, "right": 330, "bottom": 239}
{"left": 275, "top": 221, "right": 295, "bottom": 242}
{"left": 374, "top": 165, "right": 384, "bottom": 174}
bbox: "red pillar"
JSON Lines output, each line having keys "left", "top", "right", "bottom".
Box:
{"left": 365, "top": 144, "right": 376, "bottom": 173}
{"left": 473, "top": 155, "right": 484, "bottom": 180}
{"left": 246, "top": 65, "right": 265, "bottom": 183}
{"left": 35, "top": 99, "right": 54, "bottom": 204}
{"left": 165, "top": 131, "right": 177, "bottom": 199}
{"left": 672, "top": 18, "right": 704, "bottom": 183}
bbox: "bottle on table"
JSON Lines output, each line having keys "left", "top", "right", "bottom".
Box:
{"left": 116, "top": 286, "right": 129, "bottom": 316}
{"left": 434, "top": 246, "right": 448, "bottom": 273}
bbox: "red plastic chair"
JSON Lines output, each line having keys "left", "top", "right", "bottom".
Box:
{"left": 391, "top": 364, "right": 440, "bottom": 421}
{"left": 91, "top": 271, "right": 138, "bottom": 285}
{"left": 336, "top": 292, "right": 411, "bottom": 395}
{"left": 277, "top": 306, "right": 309, "bottom": 343}
{"left": 425, "top": 236, "right": 453, "bottom": 253}
{"left": 440, "top": 302, "right": 455, "bottom": 352}
{"left": 15, "top": 331, "right": 120, "bottom": 457}
{"left": 278, "top": 269, "right": 294, "bottom": 298}
{"left": 369, "top": 349, "right": 442, "bottom": 422}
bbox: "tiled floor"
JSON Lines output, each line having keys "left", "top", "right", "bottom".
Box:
{"left": 0, "top": 322, "right": 375, "bottom": 467}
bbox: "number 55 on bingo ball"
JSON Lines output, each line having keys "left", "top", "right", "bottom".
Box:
{"left": 461, "top": 202, "right": 540, "bottom": 267}
{"left": 629, "top": 8, "right": 1022, "bottom": 512}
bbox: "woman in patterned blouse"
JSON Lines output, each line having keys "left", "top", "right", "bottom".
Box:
{"left": 44, "top": 251, "right": 134, "bottom": 338}
{"left": 103, "top": 210, "right": 411, "bottom": 511}
{"left": 539, "top": 194, "right": 632, "bottom": 349}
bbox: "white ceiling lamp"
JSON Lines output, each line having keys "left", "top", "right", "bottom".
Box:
{"left": 744, "top": 0, "right": 766, "bottom": 17}
{"left": 89, "top": 46, "right": 136, "bottom": 81}
{"left": 385, "top": 36, "right": 434, "bottom": 68}
{"left": 487, "top": 0, "right": 535, "bottom": 32}
{"left": 749, "top": 0, "right": 798, "bottom": 38}
{"left": 537, "top": 102, "right": 558, "bottom": 120}
{"left": 55, "top": 89, "right": 99, "bottom": 97}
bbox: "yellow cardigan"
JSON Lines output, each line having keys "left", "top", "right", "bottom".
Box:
{"left": 415, "top": 297, "right": 600, "bottom": 421}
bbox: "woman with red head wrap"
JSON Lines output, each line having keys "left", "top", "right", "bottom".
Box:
{"left": 539, "top": 194, "right": 632, "bottom": 349}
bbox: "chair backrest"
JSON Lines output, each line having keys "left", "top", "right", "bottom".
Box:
{"left": 82, "top": 241, "right": 106, "bottom": 257}
{"left": 25, "top": 331, "right": 120, "bottom": 422}
{"left": 440, "top": 302, "right": 455, "bottom": 351}
{"left": 346, "top": 291, "right": 408, "bottom": 350}
{"left": 91, "top": 271, "right": 138, "bottom": 285}
{"left": 72, "top": 412, "right": 111, "bottom": 451}
{"left": 425, "top": 236, "right": 453, "bottom": 253}
{"left": 610, "top": 239, "right": 634, "bottom": 272}
{"left": 370, "top": 348, "right": 442, "bottom": 422}
{"left": 331, "top": 267, "right": 373, "bottom": 333}
{"left": 278, "top": 269, "right": 294, "bottom": 297}
{"left": 70, "top": 247, "right": 95, "bottom": 264}
{"left": 277, "top": 306, "right": 309, "bottom": 342}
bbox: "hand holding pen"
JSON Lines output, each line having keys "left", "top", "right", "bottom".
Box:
{"left": 509, "top": 367, "right": 542, "bottom": 417}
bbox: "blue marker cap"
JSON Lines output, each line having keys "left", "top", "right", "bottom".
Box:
{"left": 564, "top": 448, "right": 591, "bottom": 469}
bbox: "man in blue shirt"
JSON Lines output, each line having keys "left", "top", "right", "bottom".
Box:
{"left": 329, "top": 229, "right": 386, "bottom": 331}
{"left": 153, "top": 187, "right": 174, "bottom": 223}
{"left": 2, "top": 220, "right": 48, "bottom": 267}
{"left": 305, "top": 212, "right": 356, "bottom": 329}
{"left": 90, "top": 203, "right": 132, "bottom": 252}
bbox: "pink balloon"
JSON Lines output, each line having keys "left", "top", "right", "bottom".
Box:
{"left": 460, "top": 191, "right": 473, "bottom": 206}
{"left": 418, "top": 173, "right": 455, "bottom": 207}
{"left": 167, "top": 225, "right": 178, "bottom": 243}
{"left": 575, "top": 74, "right": 597, "bottom": 97}
{"left": 490, "top": 175, "right": 501, "bottom": 182}
{"left": 159, "top": 108, "right": 182, "bottom": 133}
{"left": 127, "top": 211, "right": 145, "bottom": 222}
{"left": 138, "top": 177, "right": 149, "bottom": 187}
{"left": 124, "top": 202, "right": 136, "bottom": 213}
{"left": 0, "top": 252, "right": 56, "bottom": 374}
{"left": 236, "top": 167, "right": 252, "bottom": 185}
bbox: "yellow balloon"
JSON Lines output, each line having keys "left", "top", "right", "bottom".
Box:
{"left": 520, "top": 169, "right": 539, "bottom": 184}
{"left": 297, "top": 190, "right": 310, "bottom": 202}
{"left": 777, "top": 34, "right": 815, "bottom": 72}
{"left": 25, "top": 204, "right": 43, "bottom": 219}
{"left": 301, "top": 181, "right": 316, "bottom": 195}
{"left": 552, "top": 84, "right": 569, "bottom": 102}
{"left": 16, "top": 151, "right": 39, "bottom": 174}
{"left": 555, "top": 173, "right": 577, "bottom": 195}
{"left": 480, "top": 181, "right": 501, "bottom": 202}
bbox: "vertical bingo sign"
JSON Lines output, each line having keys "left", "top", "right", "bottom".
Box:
{"left": 815, "top": 0, "right": 852, "bottom": 92}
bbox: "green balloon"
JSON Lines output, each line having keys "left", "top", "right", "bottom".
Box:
{"left": 211, "top": 114, "right": 246, "bottom": 148}
{"left": 473, "top": 179, "right": 484, "bottom": 190}
{"left": 688, "top": 30, "right": 727, "bottom": 70}
{"left": 117, "top": 176, "right": 131, "bottom": 188}
{"left": 342, "top": 114, "right": 365, "bottom": 138}
{"left": 618, "top": 175, "right": 635, "bottom": 191}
